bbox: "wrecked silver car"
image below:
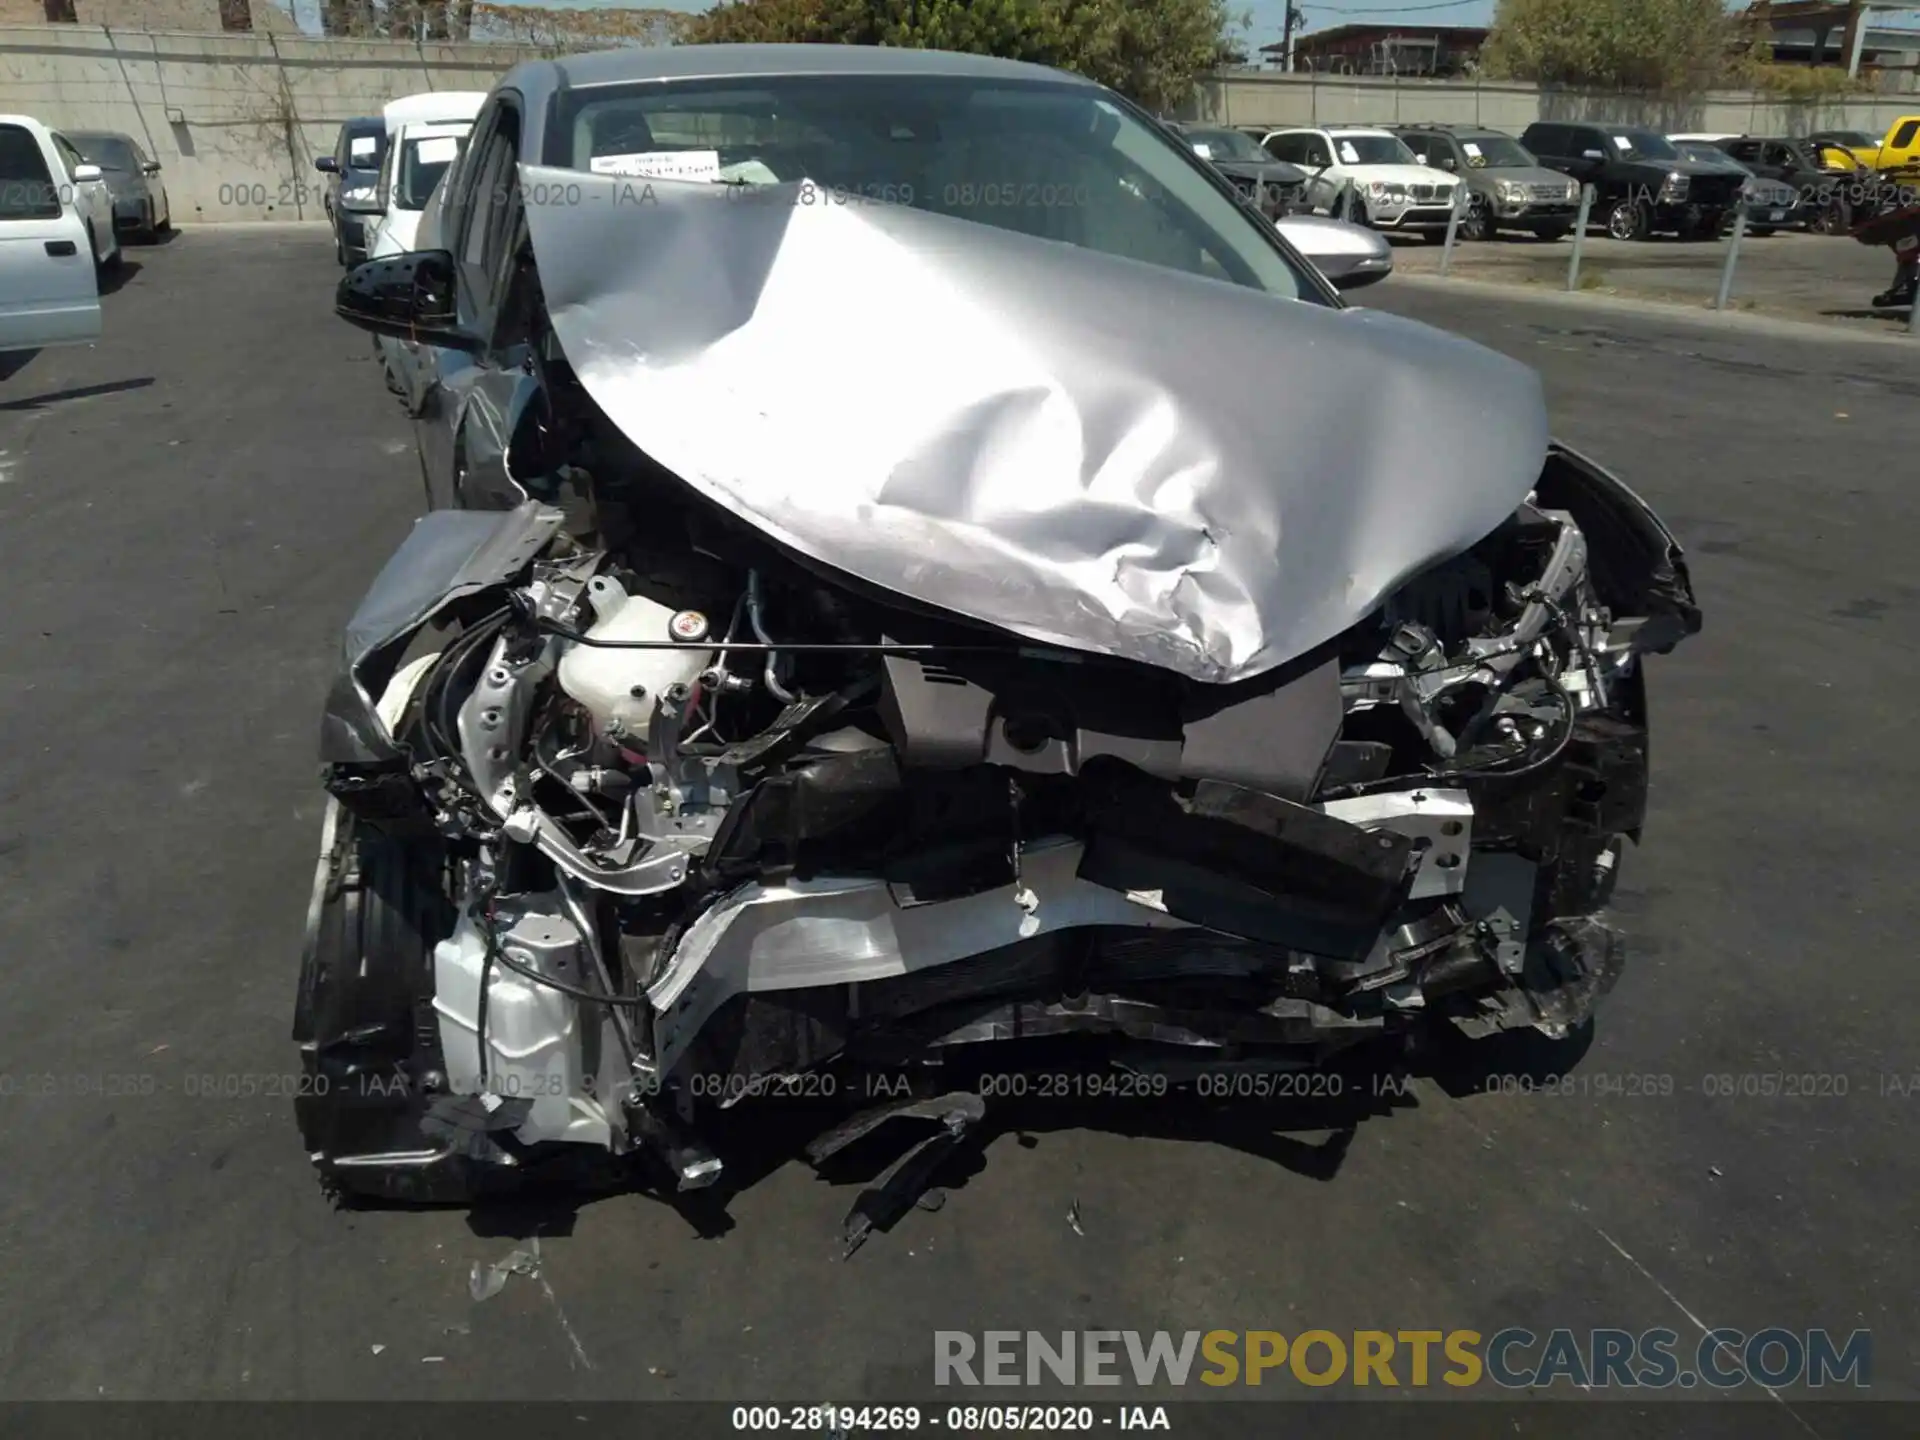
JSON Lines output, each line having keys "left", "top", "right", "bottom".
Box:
{"left": 298, "top": 46, "right": 1700, "bottom": 1208}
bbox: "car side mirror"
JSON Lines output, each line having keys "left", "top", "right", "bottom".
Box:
{"left": 73, "top": 163, "right": 102, "bottom": 182}
{"left": 316, "top": 155, "right": 339, "bottom": 174}
{"left": 1438, "top": 156, "right": 1458, "bottom": 171}
{"left": 144, "top": 160, "right": 162, "bottom": 175}
{"left": 334, "top": 250, "right": 483, "bottom": 353}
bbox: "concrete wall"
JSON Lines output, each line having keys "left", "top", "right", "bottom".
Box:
{"left": 0, "top": 23, "right": 540, "bottom": 224}
{"left": 0, "top": 1, "right": 297, "bottom": 30}
{"left": 7, "top": 25, "right": 1919, "bottom": 227}
{"left": 1187, "top": 70, "right": 1920, "bottom": 137}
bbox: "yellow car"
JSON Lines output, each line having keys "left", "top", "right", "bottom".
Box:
{"left": 1809, "top": 117, "right": 1920, "bottom": 172}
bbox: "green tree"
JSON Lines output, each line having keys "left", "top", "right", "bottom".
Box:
{"left": 1480, "top": 0, "right": 1735, "bottom": 93}
{"left": 682, "top": 0, "right": 1233, "bottom": 114}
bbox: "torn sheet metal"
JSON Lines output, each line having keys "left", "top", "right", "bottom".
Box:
{"left": 516, "top": 163, "right": 1549, "bottom": 685}
{"left": 321, "top": 502, "right": 565, "bottom": 763}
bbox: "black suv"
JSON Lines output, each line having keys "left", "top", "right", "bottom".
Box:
{"left": 314, "top": 117, "right": 386, "bottom": 267}
{"left": 1520, "top": 122, "right": 1743, "bottom": 241}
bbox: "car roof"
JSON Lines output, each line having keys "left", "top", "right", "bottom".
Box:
{"left": 510, "top": 42, "right": 1091, "bottom": 95}
{"left": 1324, "top": 126, "right": 1394, "bottom": 137}
{"left": 397, "top": 120, "right": 474, "bottom": 142}
{"left": 1395, "top": 123, "right": 1509, "bottom": 136}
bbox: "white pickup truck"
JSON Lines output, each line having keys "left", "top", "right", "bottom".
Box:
{"left": 1, "top": 113, "right": 119, "bottom": 352}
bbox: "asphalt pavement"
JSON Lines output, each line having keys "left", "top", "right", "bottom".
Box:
{"left": 1, "top": 230, "right": 1917, "bottom": 1416}
{"left": 1390, "top": 226, "right": 1910, "bottom": 334}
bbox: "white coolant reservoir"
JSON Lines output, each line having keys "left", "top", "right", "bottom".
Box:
{"left": 557, "top": 575, "right": 712, "bottom": 735}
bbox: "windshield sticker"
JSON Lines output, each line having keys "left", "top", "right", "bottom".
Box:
{"left": 1612, "top": 135, "right": 1633, "bottom": 150}
{"left": 591, "top": 148, "right": 722, "bottom": 182}
{"left": 1462, "top": 141, "right": 1482, "bottom": 158}
{"left": 349, "top": 136, "right": 378, "bottom": 160}
{"left": 414, "top": 135, "right": 459, "bottom": 165}
{"left": 1192, "top": 142, "right": 1212, "bottom": 159}
{"left": 1337, "top": 141, "right": 1360, "bottom": 164}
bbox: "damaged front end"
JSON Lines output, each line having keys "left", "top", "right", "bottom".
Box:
{"left": 295, "top": 443, "right": 1699, "bottom": 1203}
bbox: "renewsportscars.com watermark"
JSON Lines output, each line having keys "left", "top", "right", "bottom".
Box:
{"left": 933, "top": 1328, "right": 1872, "bottom": 1391}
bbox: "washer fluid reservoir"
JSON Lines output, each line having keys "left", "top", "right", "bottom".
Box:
{"left": 556, "top": 574, "right": 712, "bottom": 737}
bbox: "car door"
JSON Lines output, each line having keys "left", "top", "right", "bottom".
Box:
{"left": 0, "top": 122, "right": 101, "bottom": 351}
{"left": 413, "top": 93, "right": 532, "bottom": 510}
{"left": 1887, "top": 117, "right": 1920, "bottom": 166}
{"left": 50, "top": 132, "right": 108, "bottom": 245}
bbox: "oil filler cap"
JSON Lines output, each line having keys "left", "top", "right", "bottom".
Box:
{"left": 669, "top": 610, "right": 710, "bottom": 643}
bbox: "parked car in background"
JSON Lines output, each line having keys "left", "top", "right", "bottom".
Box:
{"left": 1256, "top": 126, "right": 1460, "bottom": 236}
{"left": 366, "top": 118, "right": 472, "bottom": 406}
{"left": 0, "top": 114, "right": 105, "bottom": 351}
{"left": 65, "top": 130, "right": 170, "bottom": 243}
{"left": 316, "top": 117, "right": 385, "bottom": 267}
{"left": 1520, "top": 122, "right": 1741, "bottom": 241}
{"left": 1804, "top": 128, "right": 1879, "bottom": 156}
{"left": 1816, "top": 116, "right": 1920, "bottom": 172}
{"left": 1667, "top": 139, "right": 1801, "bottom": 235}
{"left": 1391, "top": 124, "right": 1579, "bottom": 240}
{"left": 1168, "top": 123, "right": 1307, "bottom": 219}
{"left": 1719, "top": 136, "right": 1870, "bottom": 234}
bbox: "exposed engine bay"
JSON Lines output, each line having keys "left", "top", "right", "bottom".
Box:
{"left": 297, "top": 439, "right": 1699, "bottom": 1206}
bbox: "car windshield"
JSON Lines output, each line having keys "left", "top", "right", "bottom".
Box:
{"left": 1453, "top": 134, "right": 1534, "bottom": 168}
{"left": 1611, "top": 130, "right": 1679, "bottom": 161}
{"left": 1675, "top": 141, "right": 1733, "bottom": 167}
{"left": 70, "top": 134, "right": 137, "bottom": 171}
{"left": 1810, "top": 142, "right": 1853, "bottom": 169}
{"left": 1329, "top": 133, "right": 1416, "bottom": 165}
{"left": 397, "top": 131, "right": 462, "bottom": 209}
{"left": 1184, "top": 128, "right": 1270, "bottom": 163}
{"left": 555, "top": 76, "right": 1324, "bottom": 303}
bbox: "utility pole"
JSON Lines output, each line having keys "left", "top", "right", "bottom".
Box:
{"left": 1842, "top": 0, "right": 1873, "bottom": 78}
{"left": 1282, "top": 2, "right": 1306, "bottom": 72}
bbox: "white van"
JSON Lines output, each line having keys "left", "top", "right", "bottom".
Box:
{"left": 382, "top": 91, "right": 488, "bottom": 140}
{"left": 0, "top": 114, "right": 119, "bottom": 352}
{"left": 367, "top": 117, "right": 475, "bottom": 408}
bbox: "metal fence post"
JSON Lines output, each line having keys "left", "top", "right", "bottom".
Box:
{"left": 1714, "top": 203, "right": 1747, "bottom": 311}
{"left": 1566, "top": 184, "right": 1594, "bottom": 292}
{"left": 1439, "top": 180, "right": 1466, "bottom": 277}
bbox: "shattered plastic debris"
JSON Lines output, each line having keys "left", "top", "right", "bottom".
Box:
{"left": 469, "top": 1247, "right": 542, "bottom": 1301}
{"left": 370, "top": 1344, "right": 386, "bottom": 1356}
{"left": 1067, "top": 1200, "right": 1086, "bottom": 1237}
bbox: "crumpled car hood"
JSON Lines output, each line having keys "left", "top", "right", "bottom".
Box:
{"left": 518, "top": 163, "right": 1549, "bottom": 684}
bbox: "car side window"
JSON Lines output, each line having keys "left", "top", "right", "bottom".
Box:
{"left": 1893, "top": 119, "right": 1919, "bottom": 148}
{"left": 1764, "top": 143, "right": 1793, "bottom": 168}
{"left": 51, "top": 134, "right": 82, "bottom": 178}
{"left": 1303, "top": 136, "right": 1331, "bottom": 168}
